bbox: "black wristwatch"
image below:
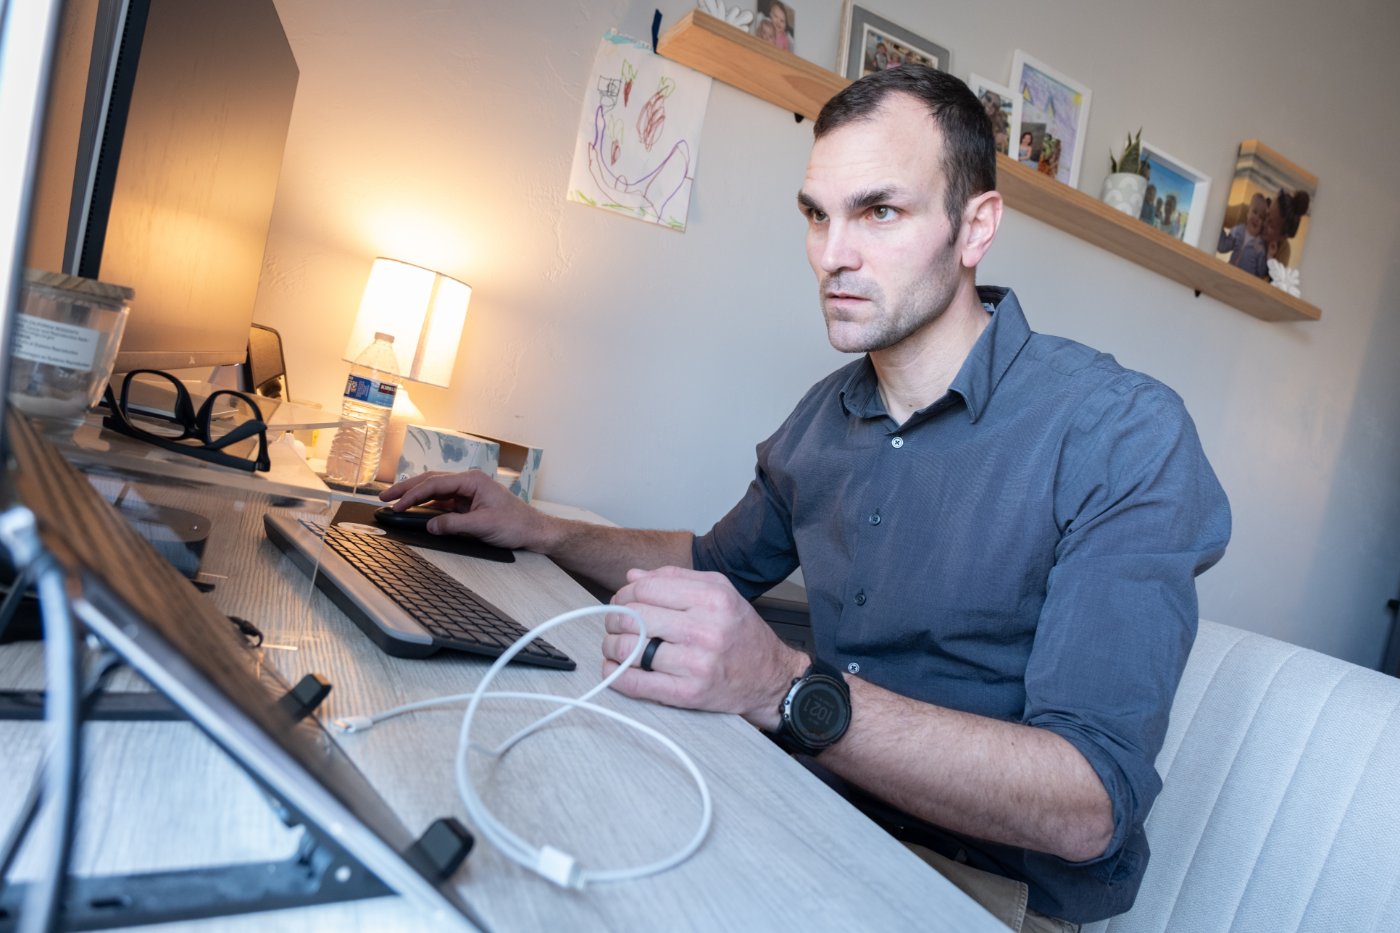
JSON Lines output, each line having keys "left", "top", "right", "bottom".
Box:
{"left": 773, "top": 658, "right": 851, "bottom": 756}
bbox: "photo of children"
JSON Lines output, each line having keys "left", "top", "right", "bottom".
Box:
{"left": 969, "top": 74, "right": 1014, "bottom": 157}
{"left": 1217, "top": 192, "right": 1271, "bottom": 278}
{"left": 754, "top": 0, "right": 794, "bottom": 52}
{"left": 1008, "top": 52, "right": 1091, "bottom": 188}
{"left": 839, "top": 5, "right": 949, "bottom": 79}
{"left": 1215, "top": 140, "right": 1317, "bottom": 278}
{"left": 1140, "top": 151, "right": 1195, "bottom": 241}
{"left": 859, "top": 28, "right": 938, "bottom": 73}
{"left": 1017, "top": 123, "right": 1047, "bottom": 170}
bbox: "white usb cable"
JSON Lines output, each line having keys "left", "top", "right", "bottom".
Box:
{"left": 333, "top": 604, "right": 713, "bottom": 889}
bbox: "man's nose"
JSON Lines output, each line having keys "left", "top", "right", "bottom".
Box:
{"left": 816, "top": 222, "right": 860, "bottom": 275}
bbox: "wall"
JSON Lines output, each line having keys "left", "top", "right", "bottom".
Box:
{"left": 256, "top": 0, "right": 1400, "bottom": 668}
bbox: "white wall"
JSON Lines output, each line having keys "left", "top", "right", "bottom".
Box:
{"left": 256, "top": 0, "right": 1400, "bottom": 669}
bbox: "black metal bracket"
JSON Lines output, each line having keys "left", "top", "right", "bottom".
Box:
{"left": 0, "top": 673, "right": 331, "bottom": 723}
{"left": 0, "top": 803, "right": 470, "bottom": 932}
{"left": 275, "top": 673, "right": 332, "bottom": 722}
{"left": 407, "top": 818, "right": 475, "bottom": 881}
{"left": 0, "top": 689, "right": 181, "bottom": 721}
{"left": 0, "top": 821, "right": 391, "bottom": 931}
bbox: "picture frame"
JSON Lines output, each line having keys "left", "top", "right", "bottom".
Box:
{"left": 1008, "top": 50, "right": 1092, "bottom": 189}
{"left": 1138, "top": 141, "right": 1211, "bottom": 247}
{"left": 838, "top": 3, "right": 950, "bottom": 79}
{"left": 968, "top": 73, "right": 1015, "bottom": 157}
{"left": 753, "top": 0, "right": 795, "bottom": 52}
{"left": 1214, "top": 140, "right": 1317, "bottom": 279}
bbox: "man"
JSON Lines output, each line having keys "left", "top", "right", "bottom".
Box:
{"left": 385, "top": 65, "right": 1230, "bottom": 931}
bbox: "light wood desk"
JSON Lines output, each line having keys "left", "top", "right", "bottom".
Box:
{"left": 0, "top": 450, "right": 1002, "bottom": 932}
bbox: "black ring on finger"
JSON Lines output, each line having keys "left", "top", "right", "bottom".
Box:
{"left": 640, "top": 636, "right": 664, "bottom": 672}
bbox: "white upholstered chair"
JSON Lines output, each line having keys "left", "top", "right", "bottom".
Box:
{"left": 1085, "top": 620, "right": 1400, "bottom": 933}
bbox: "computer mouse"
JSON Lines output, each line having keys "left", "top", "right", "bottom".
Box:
{"left": 373, "top": 505, "right": 448, "bottom": 533}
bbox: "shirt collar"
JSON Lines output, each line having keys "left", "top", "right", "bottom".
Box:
{"left": 954, "top": 286, "right": 1032, "bottom": 423}
{"left": 838, "top": 286, "right": 1032, "bottom": 425}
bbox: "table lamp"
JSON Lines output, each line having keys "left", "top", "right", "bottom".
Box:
{"left": 339, "top": 258, "right": 471, "bottom": 484}
{"left": 344, "top": 257, "right": 471, "bottom": 388}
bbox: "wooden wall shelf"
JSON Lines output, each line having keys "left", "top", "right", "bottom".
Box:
{"left": 657, "top": 11, "right": 1321, "bottom": 323}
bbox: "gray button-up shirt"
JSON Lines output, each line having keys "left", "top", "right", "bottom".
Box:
{"left": 693, "top": 286, "right": 1231, "bottom": 923}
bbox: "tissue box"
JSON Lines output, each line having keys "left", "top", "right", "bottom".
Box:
{"left": 471, "top": 432, "right": 544, "bottom": 503}
{"left": 396, "top": 426, "right": 499, "bottom": 479}
{"left": 395, "top": 426, "right": 542, "bottom": 502}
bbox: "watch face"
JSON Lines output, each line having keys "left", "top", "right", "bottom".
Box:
{"left": 790, "top": 676, "right": 851, "bottom": 745}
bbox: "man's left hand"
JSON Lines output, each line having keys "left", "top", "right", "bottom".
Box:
{"left": 601, "top": 567, "right": 807, "bottom": 730}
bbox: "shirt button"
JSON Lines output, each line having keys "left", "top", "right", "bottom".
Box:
{"left": 891, "top": 437, "right": 904, "bottom": 449}
{"left": 854, "top": 591, "right": 867, "bottom": 606}
{"left": 868, "top": 513, "right": 881, "bottom": 525}
{"left": 847, "top": 662, "right": 861, "bottom": 675}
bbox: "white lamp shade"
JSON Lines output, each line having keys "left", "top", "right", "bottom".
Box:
{"left": 343, "top": 258, "right": 471, "bottom": 388}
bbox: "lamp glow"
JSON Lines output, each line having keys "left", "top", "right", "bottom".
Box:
{"left": 343, "top": 258, "right": 471, "bottom": 388}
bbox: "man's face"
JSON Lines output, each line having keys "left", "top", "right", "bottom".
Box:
{"left": 798, "top": 94, "right": 963, "bottom": 355}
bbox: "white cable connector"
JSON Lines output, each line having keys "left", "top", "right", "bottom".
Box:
{"left": 535, "top": 845, "right": 582, "bottom": 889}
{"left": 336, "top": 603, "right": 713, "bottom": 889}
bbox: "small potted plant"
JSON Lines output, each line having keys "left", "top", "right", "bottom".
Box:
{"left": 1101, "top": 129, "right": 1150, "bottom": 217}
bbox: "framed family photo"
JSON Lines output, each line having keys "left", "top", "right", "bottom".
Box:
{"left": 753, "top": 0, "right": 796, "bottom": 52}
{"left": 838, "top": 3, "right": 950, "bottom": 79}
{"left": 1008, "top": 50, "right": 1091, "bottom": 188}
{"left": 968, "top": 73, "right": 1015, "bottom": 157}
{"left": 1214, "top": 140, "right": 1317, "bottom": 279}
{"left": 1138, "top": 141, "right": 1211, "bottom": 247}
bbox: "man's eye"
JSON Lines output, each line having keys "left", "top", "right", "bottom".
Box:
{"left": 808, "top": 209, "right": 828, "bottom": 223}
{"left": 871, "top": 206, "right": 896, "bottom": 221}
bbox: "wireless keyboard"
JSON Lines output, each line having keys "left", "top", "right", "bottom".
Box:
{"left": 263, "top": 513, "right": 575, "bottom": 670}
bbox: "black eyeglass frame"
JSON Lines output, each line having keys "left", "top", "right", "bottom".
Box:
{"left": 101, "top": 369, "right": 272, "bottom": 473}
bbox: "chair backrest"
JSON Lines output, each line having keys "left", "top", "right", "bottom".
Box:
{"left": 244, "top": 323, "right": 289, "bottom": 400}
{"left": 1085, "top": 620, "right": 1400, "bottom": 933}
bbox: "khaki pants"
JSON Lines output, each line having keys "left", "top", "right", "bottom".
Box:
{"left": 904, "top": 843, "right": 1079, "bottom": 933}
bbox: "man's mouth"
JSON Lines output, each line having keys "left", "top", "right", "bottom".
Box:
{"left": 824, "top": 279, "right": 872, "bottom": 302}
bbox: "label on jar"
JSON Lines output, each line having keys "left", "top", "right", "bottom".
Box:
{"left": 13, "top": 314, "right": 100, "bottom": 371}
{"left": 343, "top": 373, "right": 398, "bottom": 408}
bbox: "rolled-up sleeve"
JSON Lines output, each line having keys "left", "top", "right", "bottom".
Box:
{"left": 1024, "top": 378, "right": 1231, "bottom": 864}
{"left": 692, "top": 432, "right": 802, "bottom": 600}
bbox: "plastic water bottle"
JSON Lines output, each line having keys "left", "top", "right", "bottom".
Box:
{"left": 324, "top": 332, "right": 399, "bottom": 488}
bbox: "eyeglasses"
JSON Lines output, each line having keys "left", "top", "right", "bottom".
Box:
{"left": 102, "top": 370, "right": 271, "bottom": 473}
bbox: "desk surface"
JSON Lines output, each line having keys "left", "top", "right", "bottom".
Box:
{"left": 0, "top": 459, "right": 1001, "bottom": 932}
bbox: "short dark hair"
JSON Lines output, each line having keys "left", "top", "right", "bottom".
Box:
{"left": 1275, "top": 188, "right": 1311, "bottom": 238}
{"left": 814, "top": 65, "right": 997, "bottom": 235}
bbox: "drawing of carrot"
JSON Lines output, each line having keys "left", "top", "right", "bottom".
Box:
{"left": 637, "top": 77, "right": 675, "bottom": 152}
{"left": 607, "top": 115, "right": 624, "bottom": 166}
{"left": 621, "top": 60, "right": 638, "bottom": 106}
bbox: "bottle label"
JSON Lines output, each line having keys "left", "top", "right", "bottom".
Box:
{"left": 343, "top": 373, "right": 397, "bottom": 408}
{"left": 14, "top": 314, "right": 100, "bottom": 371}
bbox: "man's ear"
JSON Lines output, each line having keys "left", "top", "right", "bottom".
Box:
{"left": 959, "top": 190, "right": 1003, "bottom": 270}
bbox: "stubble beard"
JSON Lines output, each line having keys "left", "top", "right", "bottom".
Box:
{"left": 819, "top": 261, "right": 960, "bottom": 355}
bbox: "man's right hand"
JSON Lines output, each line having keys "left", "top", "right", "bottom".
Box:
{"left": 380, "top": 470, "right": 557, "bottom": 553}
{"left": 384, "top": 470, "right": 695, "bottom": 596}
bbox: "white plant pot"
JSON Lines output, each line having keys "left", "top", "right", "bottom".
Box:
{"left": 1101, "top": 172, "right": 1148, "bottom": 216}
